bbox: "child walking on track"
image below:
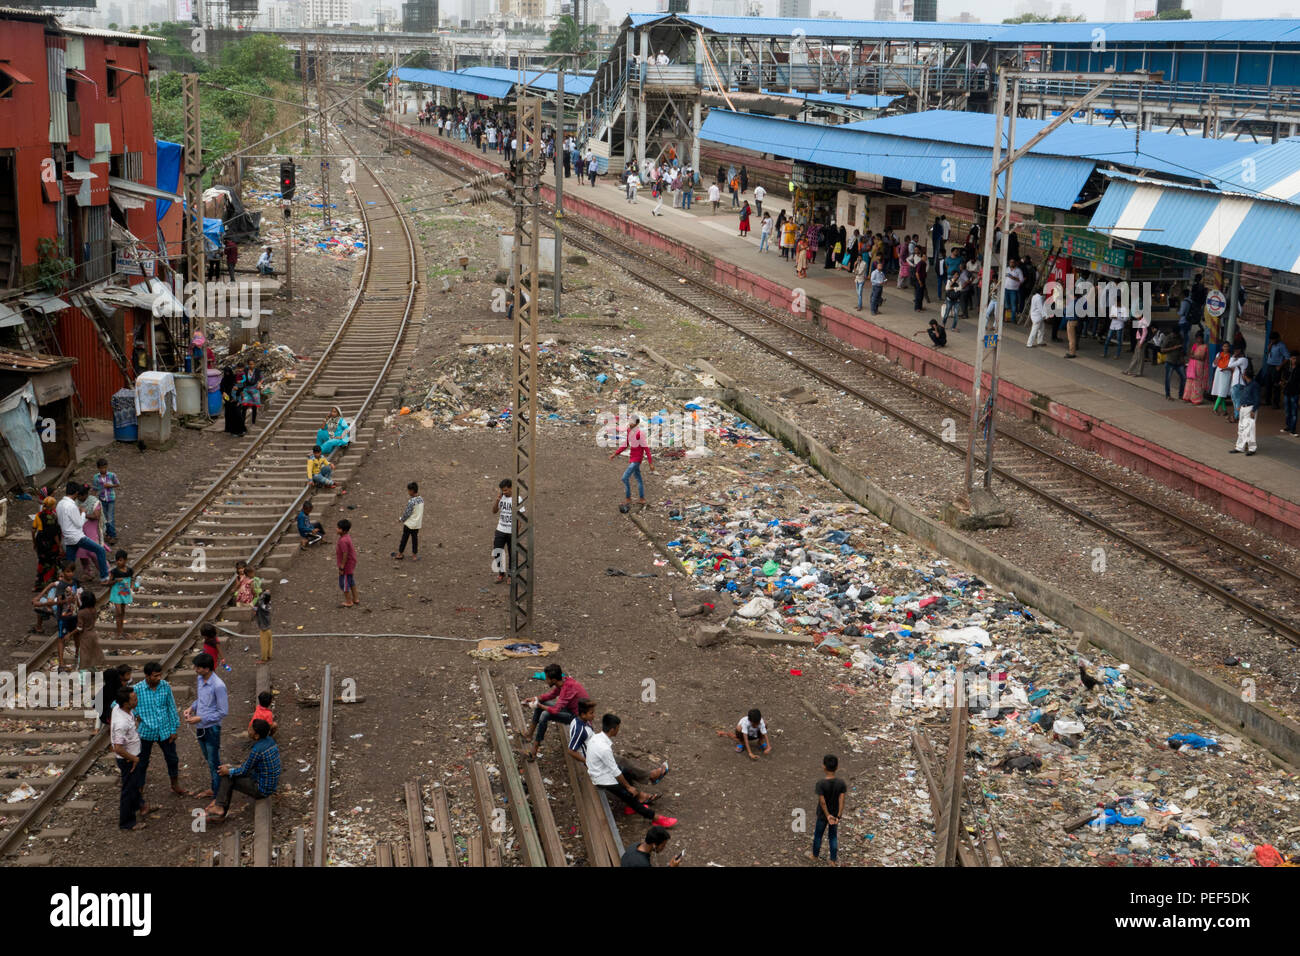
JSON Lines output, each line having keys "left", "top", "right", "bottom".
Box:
{"left": 393, "top": 482, "right": 423, "bottom": 560}
{"left": 336, "top": 518, "right": 359, "bottom": 607}
{"left": 254, "top": 590, "right": 272, "bottom": 662}
{"left": 609, "top": 415, "right": 654, "bottom": 507}
{"left": 109, "top": 549, "right": 135, "bottom": 639}
{"left": 492, "top": 479, "right": 512, "bottom": 584}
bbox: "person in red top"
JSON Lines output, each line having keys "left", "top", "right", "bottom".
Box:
{"left": 609, "top": 415, "right": 654, "bottom": 506}
{"left": 522, "top": 663, "right": 587, "bottom": 761}
{"left": 336, "top": 518, "right": 359, "bottom": 608}
{"left": 248, "top": 691, "right": 277, "bottom": 737}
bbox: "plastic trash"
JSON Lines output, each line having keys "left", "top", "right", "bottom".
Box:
{"left": 735, "top": 596, "right": 775, "bottom": 618}
{"left": 1090, "top": 808, "right": 1145, "bottom": 827}
{"left": 1167, "top": 733, "right": 1217, "bottom": 750}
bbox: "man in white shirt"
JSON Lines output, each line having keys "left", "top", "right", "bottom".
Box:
{"left": 1003, "top": 258, "right": 1024, "bottom": 320}
{"left": 585, "top": 713, "right": 676, "bottom": 828}
{"left": 1026, "top": 289, "right": 1047, "bottom": 347}
{"left": 1102, "top": 303, "right": 1129, "bottom": 358}
{"left": 708, "top": 181, "right": 720, "bottom": 213}
{"left": 626, "top": 171, "right": 640, "bottom": 203}
{"left": 752, "top": 183, "right": 766, "bottom": 217}
{"left": 57, "top": 482, "right": 110, "bottom": 582}
{"left": 109, "top": 687, "right": 151, "bottom": 831}
{"left": 256, "top": 247, "right": 274, "bottom": 276}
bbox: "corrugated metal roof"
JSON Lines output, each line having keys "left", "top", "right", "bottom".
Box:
{"left": 761, "top": 90, "right": 899, "bottom": 110}
{"left": 628, "top": 12, "right": 1000, "bottom": 40}
{"left": 391, "top": 66, "right": 514, "bottom": 98}
{"left": 458, "top": 66, "right": 594, "bottom": 95}
{"left": 843, "top": 110, "right": 1254, "bottom": 183}
{"left": 698, "top": 109, "right": 1095, "bottom": 210}
{"left": 627, "top": 12, "right": 1300, "bottom": 45}
{"left": 1206, "top": 138, "right": 1300, "bottom": 203}
{"left": 59, "top": 25, "right": 158, "bottom": 41}
{"left": 996, "top": 18, "right": 1300, "bottom": 44}
{"left": 1088, "top": 171, "right": 1300, "bottom": 274}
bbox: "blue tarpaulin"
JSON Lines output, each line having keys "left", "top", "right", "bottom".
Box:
{"left": 155, "top": 140, "right": 182, "bottom": 221}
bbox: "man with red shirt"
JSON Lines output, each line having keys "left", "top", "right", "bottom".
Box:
{"left": 522, "top": 663, "right": 587, "bottom": 761}
{"left": 609, "top": 414, "right": 654, "bottom": 506}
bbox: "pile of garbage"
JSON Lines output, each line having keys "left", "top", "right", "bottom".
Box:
{"left": 656, "top": 405, "right": 1299, "bottom": 866}
{"left": 391, "top": 342, "right": 657, "bottom": 430}
{"left": 212, "top": 341, "right": 300, "bottom": 397}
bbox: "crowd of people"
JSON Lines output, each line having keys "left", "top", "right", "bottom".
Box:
{"left": 419, "top": 102, "right": 603, "bottom": 186}
{"left": 105, "top": 653, "right": 280, "bottom": 831}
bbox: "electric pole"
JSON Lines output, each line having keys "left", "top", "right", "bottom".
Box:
{"left": 956, "top": 67, "right": 1161, "bottom": 523}
{"left": 316, "top": 44, "right": 331, "bottom": 231}
{"left": 509, "top": 96, "right": 543, "bottom": 636}
{"left": 182, "top": 73, "right": 206, "bottom": 398}
{"left": 300, "top": 37, "right": 310, "bottom": 149}
{"left": 553, "top": 66, "right": 564, "bottom": 320}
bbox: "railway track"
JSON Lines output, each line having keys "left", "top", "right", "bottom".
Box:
{"left": 0, "top": 121, "right": 419, "bottom": 863}
{"left": 393, "top": 126, "right": 1300, "bottom": 652}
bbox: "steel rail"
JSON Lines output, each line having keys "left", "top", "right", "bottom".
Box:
{"left": 0, "top": 112, "right": 417, "bottom": 861}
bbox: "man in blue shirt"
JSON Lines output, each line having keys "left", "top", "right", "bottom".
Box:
{"left": 1262, "top": 331, "right": 1292, "bottom": 408}
{"left": 133, "top": 661, "right": 189, "bottom": 798}
{"left": 1177, "top": 294, "right": 1193, "bottom": 353}
{"left": 184, "top": 652, "right": 227, "bottom": 799}
{"left": 208, "top": 719, "right": 280, "bottom": 822}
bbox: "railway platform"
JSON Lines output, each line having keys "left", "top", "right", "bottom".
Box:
{"left": 389, "top": 115, "right": 1300, "bottom": 542}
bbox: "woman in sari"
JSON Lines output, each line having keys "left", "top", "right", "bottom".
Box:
{"left": 221, "top": 367, "right": 247, "bottom": 436}
{"left": 319, "top": 407, "right": 351, "bottom": 454}
{"left": 795, "top": 236, "right": 810, "bottom": 278}
{"left": 1183, "top": 330, "right": 1209, "bottom": 405}
{"left": 31, "top": 496, "right": 61, "bottom": 592}
{"left": 738, "top": 200, "right": 751, "bottom": 237}
{"left": 240, "top": 360, "right": 264, "bottom": 425}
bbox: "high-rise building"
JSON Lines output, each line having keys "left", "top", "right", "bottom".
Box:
{"left": 305, "top": 0, "right": 352, "bottom": 25}
{"left": 401, "top": 0, "right": 435, "bottom": 29}
{"left": 1155, "top": 0, "right": 1182, "bottom": 11}
{"left": 777, "top": 0, "right": 810, "bottom": 15}
{"left": 667, "top": 0, "right": 689, "bottom": 11}
{"left": 873, "top": 0, "right": 894, "bottom": 19}
{"left": 912, "top": 0, "right": 936, "bottom": 19}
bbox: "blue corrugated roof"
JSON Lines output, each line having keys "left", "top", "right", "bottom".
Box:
{"left": 1207, "top": 138, "right": 1300, "bottom": 203}
{"left": 628, "top": 12, "right": 1000, "bottom": 40}
{"left": 1089, "top": 171, "right": 1300, "bottom": 274}
{"left": 459, "top": 66, "right": 594, "bottom": 95}
{"left": 698, "top": 109, "right": 1094, "bottom": 210}
{"left": 843, "top": 110, "right": 1255, "bottom": 183}
{"left": 760, "top": 89, "right": 899, "bottom": 110}
{"left": 627, "top": 12, "right": 1300, "bottom": 45}
{"left": 391, "top": 67, "right": 514, "bottom": 98}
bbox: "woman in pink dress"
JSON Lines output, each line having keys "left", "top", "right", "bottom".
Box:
{"left": 76, "top": 496, "right": 104, "bottom": 582}
{"left": 1183, "top": 330, "right": 1209, "bottom": 404}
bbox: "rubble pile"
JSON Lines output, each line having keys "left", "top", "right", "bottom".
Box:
{"left": 655, "top": 399, "right": 1299, "bottom": 866}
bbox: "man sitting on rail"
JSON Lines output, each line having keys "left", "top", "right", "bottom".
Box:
{"left": 207, "top": 719, "right": 280, "bottom": 822}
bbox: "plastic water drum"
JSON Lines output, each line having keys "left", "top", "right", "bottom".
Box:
{"left": 112, "top": 389, "right": 138, "bottom": 442}
{"left": 207, "top": 368, "right": 223, "bottom": 416}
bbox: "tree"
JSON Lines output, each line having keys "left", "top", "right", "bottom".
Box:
{"left": 219, "top": 33, "right": 293, "bottom": 82}
{"left": 546, "top": 14, "right": 595, "bottom": 57}
{"left": 1002, "top": 11, "right": 1084, "bottom": 21}
{"left": 1155, "top": 7, "right": 1192, "bottom": 17}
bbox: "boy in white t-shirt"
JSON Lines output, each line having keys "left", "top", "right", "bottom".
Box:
{"left": 720, "top": 708, "right": 772, "bottom": 760}
{"left": 492, "top": 478, "right": 513, "bottom": 583}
